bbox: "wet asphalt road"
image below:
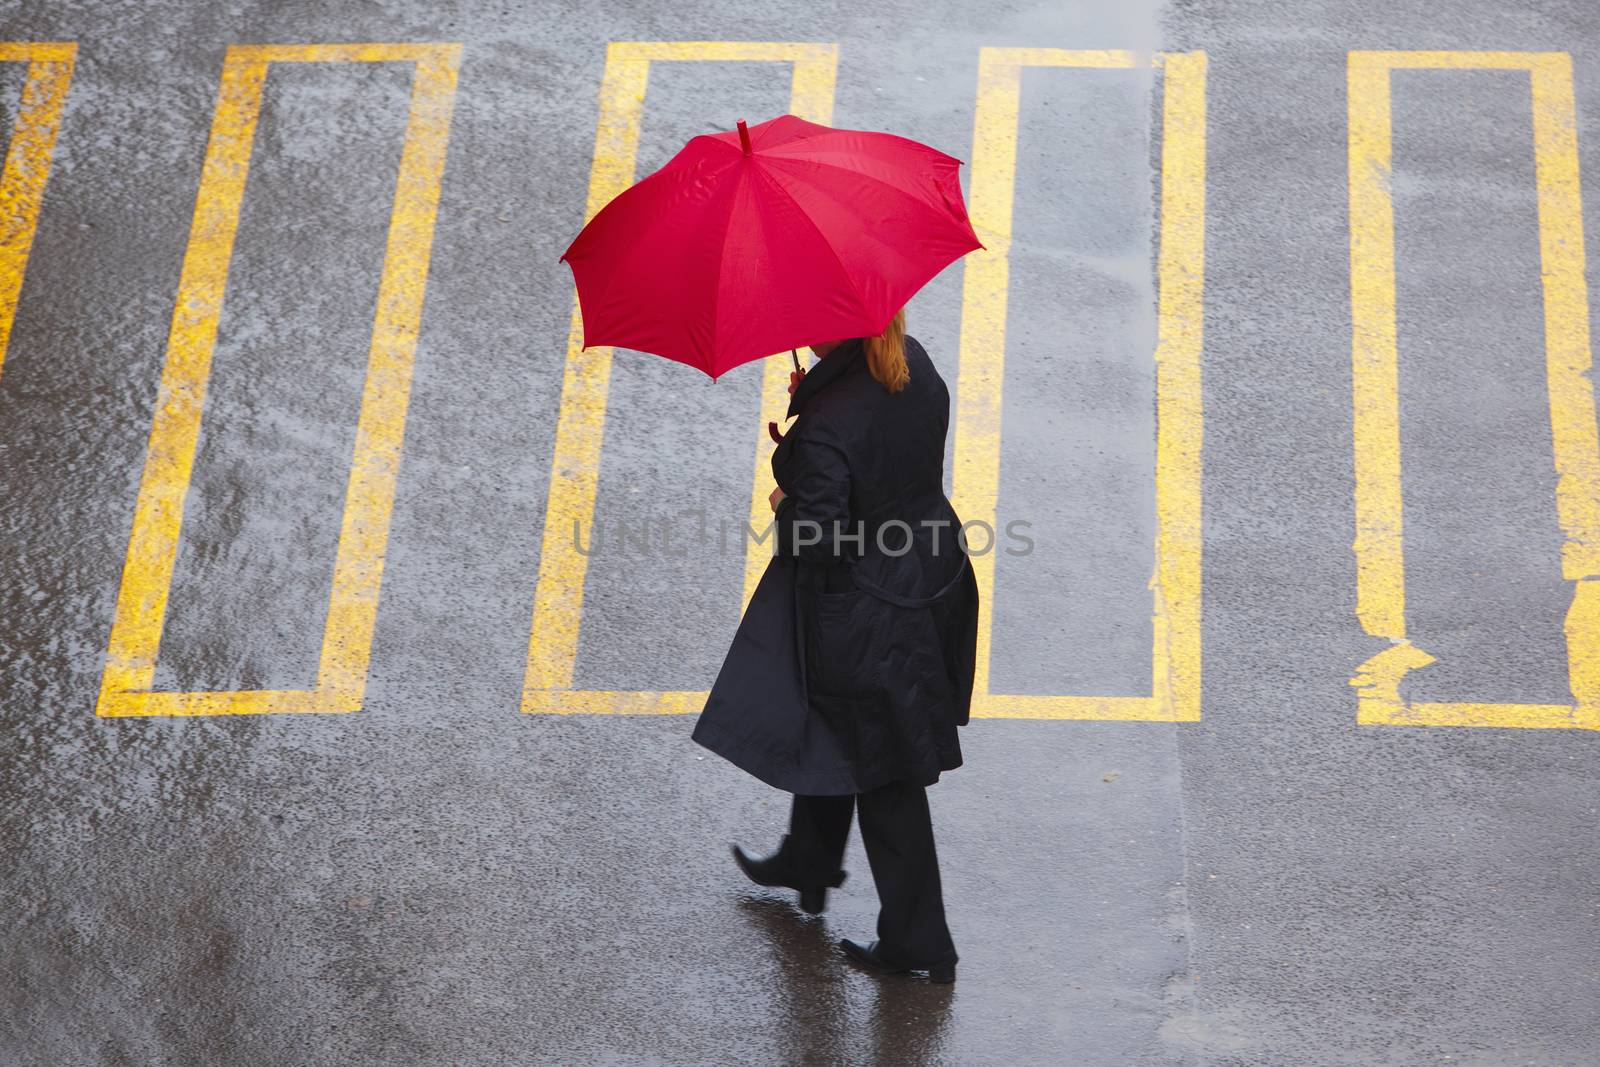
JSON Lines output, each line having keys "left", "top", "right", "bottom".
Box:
{"left": 3, "top": 1, "right": 1600, "bottom": 1065}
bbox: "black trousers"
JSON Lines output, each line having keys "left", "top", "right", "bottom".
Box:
{"left": 781, "top": 777, "right": 957, "bottom": 968}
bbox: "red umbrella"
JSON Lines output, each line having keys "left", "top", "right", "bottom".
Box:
{"left": 559, "top": 114, "right": 983, "bottom": 380}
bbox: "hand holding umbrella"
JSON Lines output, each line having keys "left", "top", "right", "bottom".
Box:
{"left": 767, "top": 354, "right": 807, "bottom": 444}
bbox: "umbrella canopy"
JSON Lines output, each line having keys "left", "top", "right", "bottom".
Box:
{"left": 559, "top": 114, "right": 983, "bottom": 379}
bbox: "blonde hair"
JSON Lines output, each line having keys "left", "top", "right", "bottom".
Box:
{"left": 865, "top": 308, "right": 909, "bottom": 393}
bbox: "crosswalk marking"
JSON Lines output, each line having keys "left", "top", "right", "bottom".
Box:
{"left": 956, "top": 48, "right": 1207, "bottom": 721}
{"left": 1346, "top": 51, "right": 1600, "bottom": 731}
{"left": 95, "top": 43, "right": 461, "bottom": 717}
{"left": 0, "top": 42, "right": 75, "bottom": 379}
{"left": 519, "top": 40, "right": 838, "bottom": 715}
{"left": 519, "top": 43, "right": 1209, "bottom": 721}
{"left": 39, "top": 38, "right": 1591, "bottom": 726}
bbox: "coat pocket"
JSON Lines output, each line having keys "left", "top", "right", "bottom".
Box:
{"left": 805, "top": 589, "right": 882, "bottom": 695}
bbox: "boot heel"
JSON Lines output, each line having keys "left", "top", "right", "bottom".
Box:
{"left": 927, "top": 961, "right": 956, "bottom": 984}
{"left": 798, "top": 887, "right": 826, "bottom": 914}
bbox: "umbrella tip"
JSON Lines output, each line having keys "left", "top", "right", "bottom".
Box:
{"left": 737, "top": 119, "right": 751, "bottom": 156}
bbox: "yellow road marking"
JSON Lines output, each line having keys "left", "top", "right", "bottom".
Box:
{"left": 743, "top": 57, "right": 839, "bottom": 612}
{"left": 96, "top": 43, "right": 461, "bottom": 717}
{"left": 1347, "top": 50, "right": 1600, "bottom": 731}
{"left": 954, "top": 48, "right": 1207, "bottom": 721}
{"left": 0, "top": 42, "right": 76, "bottom": 379}
{"left": 521, "top": 41, "right": 838, "bottom": 715}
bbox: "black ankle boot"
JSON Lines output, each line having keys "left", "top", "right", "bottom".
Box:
{"left": 731, "top": 839, "right": 847, "bottom": 915}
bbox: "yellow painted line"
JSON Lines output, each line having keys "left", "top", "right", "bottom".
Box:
{"left": 1392, "top": 702, "right": 1599, "bottom": 729}
{"left": 1347, "top": 56, "right": 1406, "bottom": 641}
{"left": 521, "top": 41, "right": 838, "bottom": 714}
{"left": 1527, "top": 60, "right": 1600, "bottom": 575}
{"left": 1347, "top": 51, "right": 1600, "bottom": 731}
{"left": 0, "top": 42, "right": 76, "bottom": 379}
{"left": 1351, "top": 51, "right": 1572, "bottom": 72}
{"left": 1563, "top": 578, "right": 1600, "bottom": 721}
{"left": 970, "top": 694, "right": 1185, "bottom": 722}
{"left": 521, "top": 688, "right": 709, "bottom": 715}
{"left": 957, "top": 48, "right": 1206, "bottom": 722}
{"left": 954, "top": 48, "right": 1020, "bottom": 705}
{"left": 522, "top": 44, "right": 649, "bottom": 696}
{"left": 741, "top": 56, "right": 838, "bottom": 610}
{"left": 96, "top": 43, "right": 461, "bottom": 717}
{"left": 1150, "top": 51, "right": 1207, "bottom": 723}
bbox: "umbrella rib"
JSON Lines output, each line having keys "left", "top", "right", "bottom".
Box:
{"left": 704, "top": 168, "right": 752, "bottom": 374}
{"left": 763, "top": 153, "right": 959, "bottom": 227}
{"left": 750, "top": 165, "right": 874, "bottom": 325}
{"left": 763, "top": 139, "right": 955, "bottom": 176}
{"left": 760, "top": 162, "right": 936, "bottom": 290}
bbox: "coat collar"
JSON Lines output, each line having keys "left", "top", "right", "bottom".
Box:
{"left": 786, "top": 337, "right": 864, "bottom": 419}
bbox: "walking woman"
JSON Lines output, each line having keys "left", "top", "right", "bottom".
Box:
{"left": 691, "top": 308, "right": 979, "bottom": 984}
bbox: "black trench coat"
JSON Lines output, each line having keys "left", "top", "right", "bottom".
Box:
{"left": 691, "top": 334, "right": 979, "bottom": 795}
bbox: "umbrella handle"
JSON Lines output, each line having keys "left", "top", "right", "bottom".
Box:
{"left": 790, "top": 348, "right": 801, "bottom": 373}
